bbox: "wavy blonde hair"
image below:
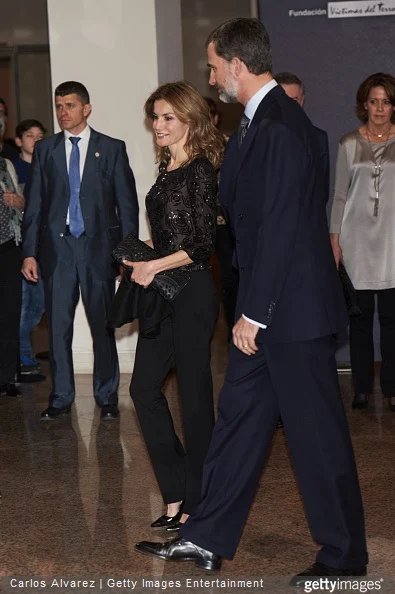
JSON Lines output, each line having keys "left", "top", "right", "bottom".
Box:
{"left": 144, "top": 81, "right": 225, "bottom": 169}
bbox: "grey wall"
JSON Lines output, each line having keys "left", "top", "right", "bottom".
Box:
{"left": 181, "top": 0, "right": 257, "bottom": 134}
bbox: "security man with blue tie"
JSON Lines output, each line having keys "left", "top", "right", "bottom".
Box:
{"left": 22, "top": 81, "right": 139, "bottom": 421}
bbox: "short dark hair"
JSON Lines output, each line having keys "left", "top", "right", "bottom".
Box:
{"left": 15, "top": 119, "right": 46, "bottom": 138}
{"left": 54, "top": 81, "right": 90, "bottom": 104}
{"left": 206, "top": 18, "right": 272, "bottom": 75}
{"left": 355, "top": 73, "right": 395, "bottom": 123}
{"left": 204, "top": 97, "right": 219, "bottom": 119}
{"left": 274, "top": 72, "right": 305, "bottom": 95}
{"left": 0, "top": 98, "right": 8, "bottom": 117}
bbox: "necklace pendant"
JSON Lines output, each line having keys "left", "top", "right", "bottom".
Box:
{"left": 374, "top": 198, "right": 379, "bottom": 217}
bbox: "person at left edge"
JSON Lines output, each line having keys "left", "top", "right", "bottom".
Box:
{"left": 22, "top": 81, "right": 139, "bottom": 421}
{"left": 14, "top": 119, "right": 47, "bottom": 382}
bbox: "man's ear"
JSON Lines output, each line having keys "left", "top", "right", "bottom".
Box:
{"left": 232, "top": 57, "right": 243, "bottom": 77}
{"left": 15, "top": 137, "right": 22, "bottom": 148}
{"left": 83, "top": 103, "right": 92, "bottom": 118}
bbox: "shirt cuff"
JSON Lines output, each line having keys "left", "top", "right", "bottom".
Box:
{"left": 242, "top": 314, "right": 267, "bottom": 330}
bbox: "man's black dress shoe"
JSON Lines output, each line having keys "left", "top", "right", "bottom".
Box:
{"left": 135, "top": 537, "right": 222, "bottom": 571}
{"left": 151, "top": 500, "right": 184, "bottom": 528}
{"left": 40, "top": 406, "right": 71, "bottom": 421}
{"left": 290, "top": 561, "right": 367, "bottom": 587}
{"left": 0, "top": 383, "right": 22, "bottom": 397}
{"left": 352, "top": 393, "right": 369, "bottom": 410}
{"left": 100, "top": 404, "right": 119, "bottom": 420}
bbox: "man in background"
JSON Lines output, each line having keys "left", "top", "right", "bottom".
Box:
{"left": 275, "top": 72, "right": 330, "bottom": 205}
{"left": 22, "top": 81, "right": 139, "bottom": 421}
{"left": 274, "top": 71, "right": 306, "bottom": 106}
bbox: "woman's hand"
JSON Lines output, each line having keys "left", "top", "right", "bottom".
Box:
{"left": 330, "top": 234, "right": 343, "bottom": 269}
{"left": 123, "top": 260, "right": 156, "bottom": 288}
{"left": 3, "top": 190, "right": 24, "bottom": 210}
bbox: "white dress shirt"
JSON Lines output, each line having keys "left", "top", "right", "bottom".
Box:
{"left": 241, "top": 79, "right": 278, "bottom": 330}
{"left": 64, "top": 125, "right": 91, "bottom": 224}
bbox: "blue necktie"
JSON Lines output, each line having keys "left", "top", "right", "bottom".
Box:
{"left": 238, "top": 113, "right": 250, "bottom": 148}
{"left": 68, "top": 136, "right": 84, "bottom": 238}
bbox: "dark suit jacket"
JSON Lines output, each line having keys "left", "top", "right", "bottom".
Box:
{"left": 219, "top": 85, "right": 347, "bottom": 344}
{"left": 22, "top": 128, "right": 139, "bottom": 280}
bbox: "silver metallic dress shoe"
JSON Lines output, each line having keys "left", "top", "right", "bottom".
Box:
{"left": 135, "top": 537, "right": 222, "bottom": 571}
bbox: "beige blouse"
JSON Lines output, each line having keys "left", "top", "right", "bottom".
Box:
{"left": 330, "top": 130, "right": 395, "bottom": 290}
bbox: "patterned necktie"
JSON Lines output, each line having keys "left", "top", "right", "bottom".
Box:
{"left": 68, "top": 136, "right": 84, "bottom": 238}
{"left": 238, "top": 113, "right": 250, "bottom": 148}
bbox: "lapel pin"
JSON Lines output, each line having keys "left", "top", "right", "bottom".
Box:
{"left": 95, "top": 152, "right": 100, "bottom": 157}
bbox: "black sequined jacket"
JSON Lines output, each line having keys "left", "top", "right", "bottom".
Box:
{"left": 146, "top": 156, "right": 217, "bottom": 271}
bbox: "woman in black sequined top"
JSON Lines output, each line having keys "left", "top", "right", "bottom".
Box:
{"left": 127, "top": 82, "right": 224, "bottom": 531}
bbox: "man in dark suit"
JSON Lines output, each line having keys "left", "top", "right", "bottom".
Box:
{"left": 22, "top": 81, "right": 139, "bottom": 421}
{"left": 135, "top": 19, "right": 368, "bottom": 584}
{"left": 275, "top": 71, "right": 330, "bottom": 205}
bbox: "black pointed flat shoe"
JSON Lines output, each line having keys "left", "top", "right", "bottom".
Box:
{"left": 151, "top": 500, "right": 184, "bottom": 528}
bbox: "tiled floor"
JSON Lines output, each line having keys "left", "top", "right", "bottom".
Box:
{"left": 1, "top": 315, "right": 394, "bottom": 593}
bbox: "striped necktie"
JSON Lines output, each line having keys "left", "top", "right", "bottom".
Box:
{"left": 68, "top": 136, "right": 84, "bottom": 238}
{"left": 238, "top": 113, "right": 250, "bottom": 148}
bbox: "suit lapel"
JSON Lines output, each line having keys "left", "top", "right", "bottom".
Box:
{"left": 52, "top": 132, "right": 69, "bottom": 192}
{"left": 81, "top": 128, "right": 100, "bottom": 192}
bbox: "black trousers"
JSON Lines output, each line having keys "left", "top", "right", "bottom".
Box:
{"left": 130, "top": 270, "right": 219, "bottom": 514}
{"left": 350, "top": 288, "right": 395, "bottom": 397}
{"left": 215, "top": 225, "right": 239, "bottom": 338}
{"left": 44, "top": 235, "right": 119, "bottom": 408}
{"left": 182, "top": 336, "right": 367, "bottom": 567}
{"left": 0, "top": 241, "right": 22, "bottom": 385}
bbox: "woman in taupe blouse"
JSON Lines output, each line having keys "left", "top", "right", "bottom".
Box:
{"left": 330, "top": 73, "right": 395, "bottom": 412}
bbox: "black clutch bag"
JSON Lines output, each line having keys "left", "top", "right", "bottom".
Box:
{"left": 338, "top": 262, "right": 361, "bottom": 316}
{"left": 112, "top": 234, "right": 191, "bottom": 302}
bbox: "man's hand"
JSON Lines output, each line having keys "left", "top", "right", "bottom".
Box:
{"left": 123, "top": 260, "right": 156, "bottom": 288}
{"left": 233, "top": 316, "right": 259, "bottom": 355}
{"left": 22, "top": 257, "right": 39, "bottom": 282}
